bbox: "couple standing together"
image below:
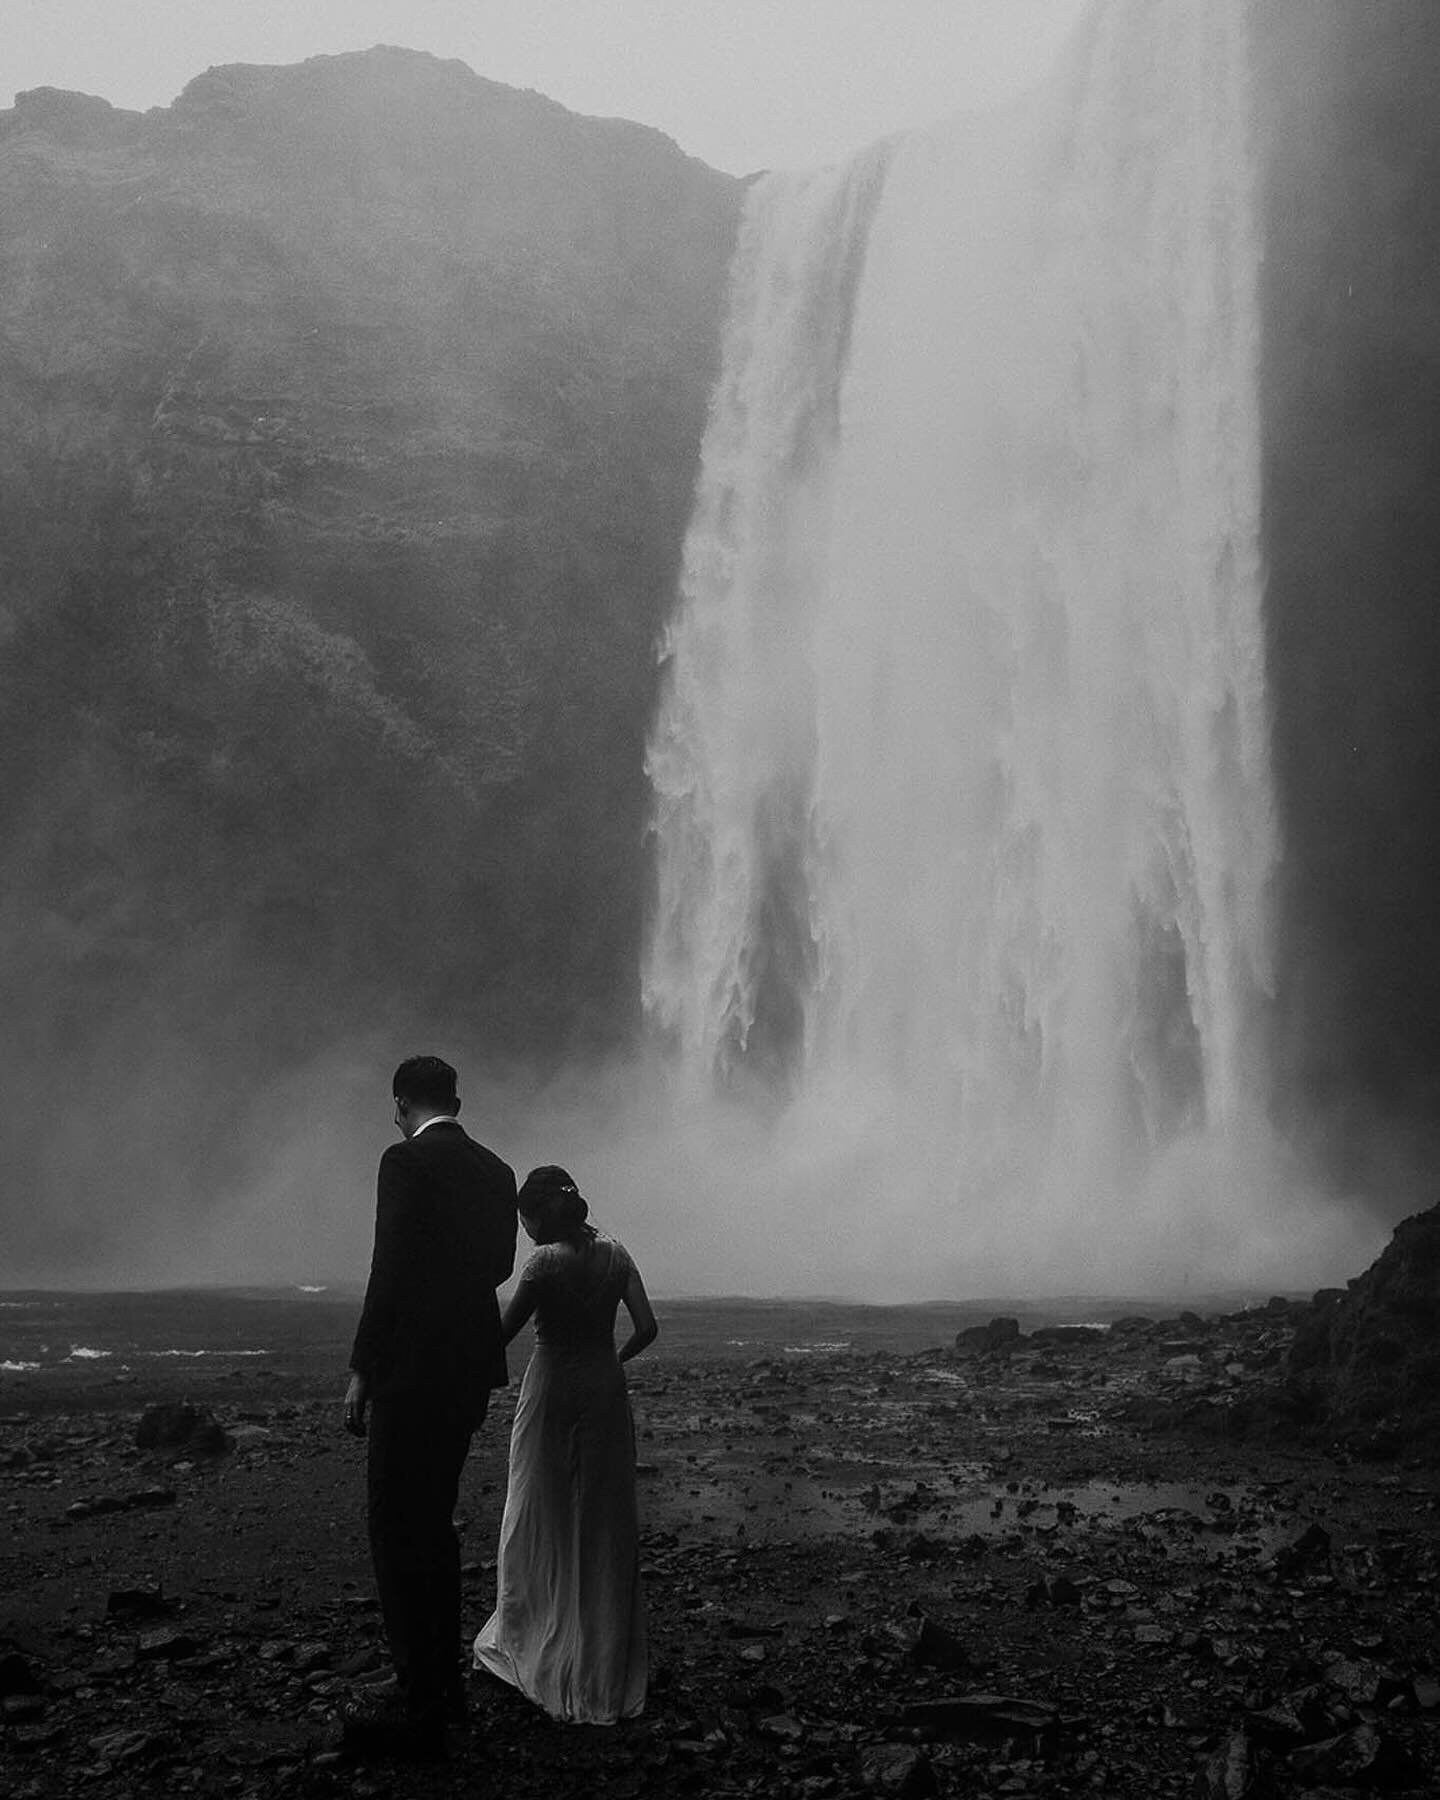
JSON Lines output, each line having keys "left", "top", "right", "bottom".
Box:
{"left": 341, "top": 1054, "right": 657, "bottom": 1761}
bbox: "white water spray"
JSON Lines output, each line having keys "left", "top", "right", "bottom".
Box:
{"left": 643, "top": 0, "right": 1366, "bottom": 1297}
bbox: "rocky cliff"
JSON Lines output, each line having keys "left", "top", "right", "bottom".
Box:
{"left": 1256, "top": 1, "right": 1440, "bottom": 1142}
{"left": 6, "top": 11, "right": 1440, "bottom": 1277}
{"left": 0, "top": 51, "right": 739, "bottom": 1264}
{"left": 1289, "top": 1203, "right": 1440, "bottom": 1455}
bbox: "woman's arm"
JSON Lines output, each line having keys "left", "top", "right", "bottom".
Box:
{"left": 498, "top": 1262, "right": 541, "bottom": 1347}
{"left": 616, "top": 1264, "right": 658, "bottom": 1364}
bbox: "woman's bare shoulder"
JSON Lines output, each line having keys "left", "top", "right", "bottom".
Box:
{"left": 600, "top": 1234, "right": 639, "bottom": 1273}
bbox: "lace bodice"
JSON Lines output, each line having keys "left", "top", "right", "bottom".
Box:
{"left": 523, "top": 1235, "right": 635, "bottom": 1350}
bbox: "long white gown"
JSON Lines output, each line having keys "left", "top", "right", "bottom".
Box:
{"left": 473, "top": 1234, "right": 647, "bottom": 1723}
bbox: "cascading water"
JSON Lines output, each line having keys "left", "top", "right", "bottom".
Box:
{"left": 643, "top": 0, "right": 1339, "bottom": 1294}
{"left": 644, "top": 145, "right": 894, "bottom": 1087}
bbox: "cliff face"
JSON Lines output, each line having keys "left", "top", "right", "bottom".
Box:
{"left": 1289, "top": 1203, "right": 1440, "bottom": 1455}
{"left": 0, "top": 51, "right": 739, "bottom": 1265}
{"left": 7, "top": 15, "right": 1440, "bottom": 1278}
{"left": 1256, "top": 1, "right": 1440, "bottom": 1140}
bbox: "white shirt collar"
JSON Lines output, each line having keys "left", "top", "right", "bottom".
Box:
{"left": 412, "top": 1114, "right": 459, "bottom": 1138}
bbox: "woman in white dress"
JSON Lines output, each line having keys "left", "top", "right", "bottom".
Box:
{"left": 473, "top": 1165, "right": 657, "bottom": 1724}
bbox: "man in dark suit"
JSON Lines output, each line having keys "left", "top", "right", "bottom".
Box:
{"left": 342, "top": 1054, "right": 517, "bottom": 1759}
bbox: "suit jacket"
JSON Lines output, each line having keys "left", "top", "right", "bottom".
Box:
{"left": 349, "top": 1121, "right": 518, "bottom": 1424}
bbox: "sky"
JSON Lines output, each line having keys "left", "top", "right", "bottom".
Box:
{"left": 5, "top": 0, "right": 1090, "bottom": 175}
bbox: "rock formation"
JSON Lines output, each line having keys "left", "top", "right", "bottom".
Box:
{"left": 0, "top": 51, "right": 739, "bottom": 1267}
{"left": 1290, "top": 1202, "right": 1440, "bottom": 1454}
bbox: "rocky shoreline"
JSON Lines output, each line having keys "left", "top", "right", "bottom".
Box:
{"left": 2, "top": 1226, "right": 1437, "bottom": 1798}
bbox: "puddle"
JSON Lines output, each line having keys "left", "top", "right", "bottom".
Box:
{"left": 948, "top": 1480, "right": 1271, "bottom": 1535}
{"left": 645, "top": 1457, "right": 1298, "bottom": 1552}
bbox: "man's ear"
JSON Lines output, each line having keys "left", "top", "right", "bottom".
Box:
{"left": 452, "top": 1096, "right": 463, "bottom": 1115}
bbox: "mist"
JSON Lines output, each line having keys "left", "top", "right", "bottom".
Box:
{"left": 3, "top": 4, "right": 1440, "bottom": 1302}
{"left": 33, "top": 1040, "right": 1379, "bottom": 1304}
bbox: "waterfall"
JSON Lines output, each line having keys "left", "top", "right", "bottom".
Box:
{"left": 644, "top": 0, "right": 1295, "bottom": 1291}
{"left": 644, "top": 145, "right": 893, "bottom": 1085}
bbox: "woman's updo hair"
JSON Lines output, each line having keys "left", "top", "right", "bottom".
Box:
{"left": 518, "top": 1165, "right": 591, "bottom": 1241}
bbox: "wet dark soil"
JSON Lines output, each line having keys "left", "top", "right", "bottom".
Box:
{"left": 2, "top": 1290, "right": 1437, "bottom": 1798}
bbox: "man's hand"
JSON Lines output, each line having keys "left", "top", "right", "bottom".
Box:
{"left": 343, "top": 1372, "right": 369, "bottom": 1438}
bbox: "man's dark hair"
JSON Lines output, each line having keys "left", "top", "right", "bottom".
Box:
{"left": 392, "top": 1054, "right": 459, "bottom": 1111}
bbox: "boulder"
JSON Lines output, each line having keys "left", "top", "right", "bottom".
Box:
{"left": 135, "top": 1403, "right": 230, "bottom": 1456}
{"left": 1030, "top": 1325, "right": 1107, "bottom": 1347}
{"left": 1287, "top": 1203, "right": 1440, "bottom": 1455}
{"left": 954, "top": 1317, "right": 1022, "bottom": 1355}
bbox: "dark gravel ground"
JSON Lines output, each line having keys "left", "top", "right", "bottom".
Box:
{"left": 2, "top": 1291, "right": 1437, "bottom": 1798}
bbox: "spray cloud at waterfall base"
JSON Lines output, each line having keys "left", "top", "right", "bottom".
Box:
{"left": 638, "top": 0, "right": 1383, "bottom": 1301}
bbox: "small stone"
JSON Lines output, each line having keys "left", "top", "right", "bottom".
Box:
{"left": 858, "top": 1742, "right": 939, "bottom": 1797}
{"left": 1288, "top": 1723, "right": 1392, "bottom": 1785}
{"left": 137, "top": 1627, "right": 199, "bottom": 1660}
{"left": 106, "top": 1581, "right": 171, "bottom": 1620}
{"left": 1268, "top": 1523, "right": 1331, "bottom": 1574}
{"left": 1244, "top": 1687, "right": 1328, "bottom": 1747}
{"left": 0, "top": 1651, "right": 40, "bottom": 1696}
{"left": 906, "top": 1614, "right": 973, "bottom": 1672}
{"left": 1323, "top": 1656, "right": 1383, "bottom": 1705}
{"left": 891, "top": 1694, "right": 1058, "bottom": 1743}
{"left": 1191, "top": 1729, "right": 1260, "bottom": 1800}
{"left": 89, "top": 1726, "right": 170, "bottom": 1763}
{"left": 66, "top": 1495, "right": 124, "bottom": 1519}
{"left": 337, "top": 1646, "right": 381, "bottom": 1678}
{"left": 88, "top": 1649, "right": 138, "bottom": 1678}
{"left": 8, "top": 1722, "right": 65, "bottom": 1754}
{"left": 126, "top": 1485, "right": 178, "bottom": 1510}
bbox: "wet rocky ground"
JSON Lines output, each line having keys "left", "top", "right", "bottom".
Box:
{"left": 2, "top": 1291, "right": 1437, "bottom": 1798}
